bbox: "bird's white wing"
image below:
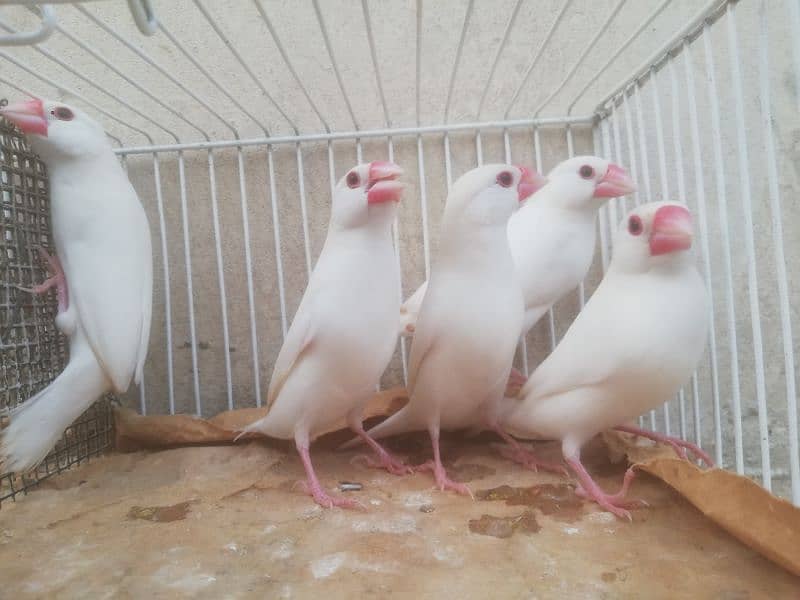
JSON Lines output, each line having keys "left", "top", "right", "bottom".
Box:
{"left": 65, "top": 208, "right": 151, "bottom": 394}
{"left": 265, "top": 301, "right": 316, "bottom": 412}
{"left": 134, "top": 216, "right": 153, "bottom": 385}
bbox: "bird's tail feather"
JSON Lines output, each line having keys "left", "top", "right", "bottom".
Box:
{"left": 1, "top": 354, "right": 107, "bottom": 474}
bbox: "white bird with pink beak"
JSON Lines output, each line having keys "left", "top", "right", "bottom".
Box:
{"left": 239, "top": 161, "right": 406, "bottom": 509}
{"left": 0, "top": 98, "right": 152, "bottom": 473}
{"left": 358, "top": 164, "right": 539, "bottom": 496}
{"left": 501, "top": 202, "right": 709, "bottom": 519}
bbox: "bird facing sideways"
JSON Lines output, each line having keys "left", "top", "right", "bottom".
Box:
{"left": 500, "top": 202, "right": 709, "bottom": 519}
{"left": 239, "top": 161, "right": 407, "bottom": 509}
{"left": 356, "top": 164, "right": 539, "bottom": 496}
{"left": 0, "top": 98, "right": 152, "bottom": 473}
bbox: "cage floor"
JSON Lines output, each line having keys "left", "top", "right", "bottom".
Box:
{"left": 0, "top": 435, "right": 796, "bottom": 598}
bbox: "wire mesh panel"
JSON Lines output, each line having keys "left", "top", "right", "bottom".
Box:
{"left": 0, "top": 106, "right": 112, "bottom": 503}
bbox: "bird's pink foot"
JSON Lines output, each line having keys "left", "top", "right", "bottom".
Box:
{"left": 296, "top": 480, "right": 365, "bottom": 510}
{"left": 566, "top": 457, "right": 645, "bottom": 521}
{"left": 17, "top": 245, "right": 68, "bottom": 313}
{"left": 352, "top": 451, "right": 414, "bottom": 476}
{"left": 615, "top": 425, "right": 714, "bottom": 468}
{"left": 505, "top": 367, "right": 528, "bottom": 397}
{"left": 496, "top": 443, "right": 568, "bottom": 476}
{"left": 415, "top": 460, "right": 473, "bottom": 497}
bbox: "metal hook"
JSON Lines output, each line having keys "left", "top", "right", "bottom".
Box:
{"left": 127, "top": 0, "right": 159, "bottom": 35}
{"left": 0, "top": 4, "right": 56, "bottom": 46}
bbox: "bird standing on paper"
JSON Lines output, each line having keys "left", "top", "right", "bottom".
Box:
{"left": 500, "top": 202, "right": 709, "bottom": 519}
{"left": 360, "top": 164, "right": 541, "bottom": 495}
{"left": 239, "top": 161, "right": 407, "bottom": 509}
{"left": 0, "top": 98, "right": 152, "bottom": 473}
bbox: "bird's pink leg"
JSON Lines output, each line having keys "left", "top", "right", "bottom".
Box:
{"left": 614, "top": 424, "right": 715, "bottom": 468}
{"left": 17, "top": 246, "right": 68, "bottom": 313}
{"left": 493, "top": 426, "right": 568, "bottom": 476}
{"left": 565, "top": 453, "right": 646, "bottom": 521}
{"left": 508, "top": 367, "right": 528, "bottom": 388}
{"left": 348, "top": 418, "right": 413, "bottom": 476}
{"left": 415, "top": 427, "right": 473, "bottom": 498}
{"left": 295, "top": 440, "right": 363, "bottom": 510}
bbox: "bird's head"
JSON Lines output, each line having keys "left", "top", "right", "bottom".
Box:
{"left": 613, "top": 202, "right": 694, "bottom": 272}
{"left": 446, "top": 163, "right": 546, "bottom": 227}
{"left": 545, "top": 155, "right": 635, "bottom": 210}
{"left": 0, "top": 98, "right": 109, "bottom": 162}
{"left": 331, "top": 161, "right": 404, "bottom": 229}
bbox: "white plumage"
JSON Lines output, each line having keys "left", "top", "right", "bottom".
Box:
{"left": 0, "top": 98, "right": 152, "bottom": 473}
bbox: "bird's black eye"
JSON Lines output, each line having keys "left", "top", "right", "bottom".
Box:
{"left": 628, "top": 215, "right": 643, "bottom": 236}
{"left": 346, "top": 171, "right": 360, "bottom": 188}
{"left": 579, "top": 165, "right": 594, "bottom": 179}
{"left": 51, "top": 107, "right": 74, "bottom": 121}
{"left": 496, "top": 171, "right": 514, "bottom": 187}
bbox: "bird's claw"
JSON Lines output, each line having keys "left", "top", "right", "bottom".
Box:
{"left": 416, "top": 460, "right": 474, "bottom": 499}
{"left": 296, "top": 479, "right": 366, "bottom": 510}
{"left": 351, "top": 453, "right": 413, "bottom": 476}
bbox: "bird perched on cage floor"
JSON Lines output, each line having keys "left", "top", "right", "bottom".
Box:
{"left": 0, "top": 98, "right": 152, "bottom": 474}
{"left": 397, "top": 156, "right": 635, "bottom": 469}
{"left": 237, "top": 161, "right": 408, "bottom": 510}
{"left": 349, "top": 164, "right": 542, "bottom": 496}
{"left": 400, "top": 156, "right": 635, "bottom": 377}
{"left": 499, "top": 202, "right": 710, "bottom": 520}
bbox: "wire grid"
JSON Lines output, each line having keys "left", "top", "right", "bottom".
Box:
{"left": 0, "top": 107, "right": 112, "bottom": 504}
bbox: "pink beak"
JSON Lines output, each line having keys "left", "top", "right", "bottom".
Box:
{"left": 516, "top": 165, "right": 547, "bottom": 203}
{"left": 650, "top": 204, "right": 693, "bottom": 256}
{"left": 0, "top": 98, "right": 47, "bottom": 136}
{"left": 367, "top": 161, "right": 404, "bottom": 204}
{"left": 594, "top": 163, "right": 635, "bottom": 198}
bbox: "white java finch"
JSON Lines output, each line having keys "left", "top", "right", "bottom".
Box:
{"left": 399, "top": 156, "right": 636, "bottom": 338}
{"left": 239, "top": 161, "right": 407, "bottom": 509}
{"left": 501, "top": 202, "right": 710, "bottom": 519}
{"left": 359, "top": 164, "right": 539, "bottom": 495}
{"left": 0, "top": 98, "right": 152, "bottom": 473}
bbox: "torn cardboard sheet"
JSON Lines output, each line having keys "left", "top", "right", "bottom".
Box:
{"left": 114, "top": 386, "right": 408, "bottom": 452}
{"left": 113, "top": 392, "right": 800, "bottom": 577}
{"left": 604, "top": 430, "right": 800, "bottom": 577}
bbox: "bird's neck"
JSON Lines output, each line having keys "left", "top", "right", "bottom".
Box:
{"left": 46, "top": 152, "right": 125, "bottom": 186}
{"left": 439, "top": 220, "right": 513, "bottom": 273}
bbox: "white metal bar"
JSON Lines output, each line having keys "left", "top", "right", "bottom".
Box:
{"left": 158, "top": 23, "right": 265, "bottom": 135}
{"left": 534, "top": 0, "right": 627, "bottom": 117}
{"left": 564, "top": 126, "right": 585, "bottom": 309}
{"left": 296, "top": 144, "right": 312, "bottom": 277}
{"left": 267, "top": 147, "right": 288, "bottom": 338}
{"left": 312, "top": 0, "right": 359, "bottom": 129}
{"left": 668, "top": 57, "right": 693, "bottom": 444}
{"left": 609, "top": 101, "right": 624, "bottom": 223}
{"left": 592, "top": 123, "right": 611, "bottom": 274}
{"left": 361, "top": 0, "right": 390, "bottom": 127}
{"left": 536, "top": 126, "right": 557, "bottom": 351}
{"left": 177, "top": 152, "right": 201, "bottom": 416}
{"left": 327, "top": 141, "right": 336, "bottom": 198}
{"left": 443, "top": 0, "right": 474, "bottom": 123}
{"left": 648, "top": 67, "right": 672, "bottom": 436}
{"left": 760, "top": 0, "right": 799, "bottom": 503}
{"left": 415, "top": 0, "right": 422, "bottom": 126}
{"left": 444, "top": 134, "right": 453, "bottom": 190}
{"left": 236, "top": 148, "right": 262, "bottom": 407}
{"left": 193, "top": 0, "right": 297, "bottom": 134}
{"left": 475, "top": 0, "right": 523, "bottom": 119}
{"left": 417, "top": 136, "right": 431, "bottom": 278}
{"left": 0, "top": 51, "right": 153, "bottom": 143}
{"left": 703, "top": 26, "right": 743, "bottom": 473}
{"left": 726, "top": 3, "right": 770, "bottom": 489}
{"left": 151, "top": 153, "right": 175, "bottom": 414}
{"left": 207, "top": 150, "right": 234, "bottom": 410}
{"left": 504, "top": 0, "right": 573, "bottom": 118}
{"left": 0, "top": 3, "right": 54, "bottom": 46}
{"left": 387, "top": 138, "right": 408, "bottom": 385}
{"left": 75, "top": 4, "right": 239, "bottom": 139}
{"left": 475, "top": 131, "right": 483, "bottom": 166}
{"left": 566, "top": 0, "right": 672, "bottom": 115}
{"left": 356, "top": 140, "right": 363, "bottom": 164}
{"left": 116, "top": 116, "right": 594, "bottom": 155}
{"left": 621, "top": 93, "right": 640, "bottom": 206}
{"left": 683, "top": 41, "right": 720, "bottom": 460}
{"left": 253, "top": 0, "right": 330, "bottom": 132}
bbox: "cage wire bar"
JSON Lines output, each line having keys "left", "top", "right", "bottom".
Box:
{"left": 0, "top": 0, "right": 796, "bottom": 504}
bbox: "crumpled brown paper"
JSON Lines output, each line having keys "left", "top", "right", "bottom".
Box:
{"left": 113, "top": 391, "right": 800, "bottom": 576}
{"left": 114, "top": 386, "right": 409, "bottom": 452}
{"left": 604, "top": 430, "right": 800, "bottom": 577}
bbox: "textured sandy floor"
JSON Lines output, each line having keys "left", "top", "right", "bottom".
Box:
{"left": 0, "top": 433, "right": 797, "bottom": 599}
